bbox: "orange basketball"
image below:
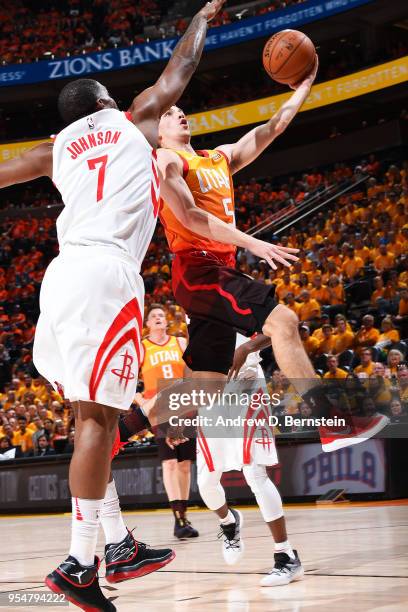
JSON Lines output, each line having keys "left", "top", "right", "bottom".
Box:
{"left": 262, "top": 29, "right": 316, "bottom": 86}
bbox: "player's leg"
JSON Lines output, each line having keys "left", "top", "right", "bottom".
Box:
{"left": 175, "top": 437, "right": 199, "bottom": 536}
{"left": 242, "top": 464, "right": 304, "bottom": 586}
{"left": 162, "top": 457, "right": 184, "bottom": 536}
{"left": 197, "top": 459, "right": 244, "bottom": 565}
{"left": 262, "top": 304, "right": 317, "bottom": 396}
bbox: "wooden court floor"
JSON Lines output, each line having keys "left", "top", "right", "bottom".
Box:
{"left": 0, "top": 501, "right": 407, "bottom": 611}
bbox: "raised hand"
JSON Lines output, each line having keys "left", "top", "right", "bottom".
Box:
{"left": 200, "top": 0, "right": 227, "bottom": 22}
{"left": 290, "top": 54, "right": 319, "bottom": 90}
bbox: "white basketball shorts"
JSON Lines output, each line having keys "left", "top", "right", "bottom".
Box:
{"left": 33, "top": 245, "right": 144, "bottom": 410}
{"left": 197, "top": 363, "right": 278, "bottom": 474}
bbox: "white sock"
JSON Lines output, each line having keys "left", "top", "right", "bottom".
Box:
{"left": 275, "top": 540, "right": 295, "bottom": 560}
{"left": 100, "top": 480, "right": 128, "bottom": 545}
{"left": 220, "top": 509, "right": 236, "bottom": 525}
{"left": 69, "top": 497, "right": 103, "bottom": 566}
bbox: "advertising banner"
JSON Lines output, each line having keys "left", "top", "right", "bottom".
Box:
{"left": 0, "top": 0, "right": 373, "bottom": 88}
{"left": 188, "top": 56, "right": 408, "bottom": 135}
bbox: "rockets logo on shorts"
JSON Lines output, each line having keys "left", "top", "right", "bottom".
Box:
{"left": 111, "top": 350, "right": 136, "bottom": 389}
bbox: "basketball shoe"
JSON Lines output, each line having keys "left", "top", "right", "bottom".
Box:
{"left": 104, "top": 529, "right": 175, "bottom": 583}
{"left": 45, "top": 555, "right": 116, "bottom": 611}
{"left": 218, "top": 508, "right": 245, "bottom": 565}
{"left": 320, "top": 413, "right": 389, "bottom": 452}
{"left": 174, "top": 517, "right": 199, "bottom": 539}
{"left": 260, "top": 550, "right": 304, "bottom": 587}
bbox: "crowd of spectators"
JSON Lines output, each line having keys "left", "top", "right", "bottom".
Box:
{"left": 0, "top": 154, "right": 407, "bottom": 457}
{"left": 0, "top": 0, "right": 308, "bottom": 65}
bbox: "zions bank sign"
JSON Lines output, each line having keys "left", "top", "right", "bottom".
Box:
{"left": 0, "top": 0, "right": 372, "bottom": 87}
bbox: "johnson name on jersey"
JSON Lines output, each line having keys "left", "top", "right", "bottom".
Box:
{"left": 52, "top": 108, "right": 160, "bottom": 267}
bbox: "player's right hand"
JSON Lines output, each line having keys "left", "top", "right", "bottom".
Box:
{"left": 200, "top": 0, "right": 227, "bottom": 22}
{"left": 248, "top": 239, "right": 299, "bottom": 270}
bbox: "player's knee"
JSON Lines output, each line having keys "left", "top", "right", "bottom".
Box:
{"left": 262, "top": 304, "right": 299, "bottom": 338}
{"left": 243, "top": 464, "right": 268, "bottom": 495}
{"left": 178, "top": 459, "right": 191, "bottom": 474}
{"left": 197, "top": 469, "right": 218, "bottom": 493}
{"left": 162, "top": 458, "right": 178, "bottom": 473}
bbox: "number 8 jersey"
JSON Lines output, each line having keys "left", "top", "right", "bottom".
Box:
{"left": 53, "top": 108, "right": 159, "bottom": 269}
{"left": 159, "top": 148, "right": 236, "bottom": 257}
{"left": 141, "top": 335, "right": 185, "bottom": 399}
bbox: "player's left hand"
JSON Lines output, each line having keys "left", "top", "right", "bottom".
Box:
{"left": 228, "top": 344, "right": 250, "bottom": 381}
{"left": 248, "top": 238, "right": 299, "bottom": 270}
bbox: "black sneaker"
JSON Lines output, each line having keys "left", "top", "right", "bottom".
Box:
{"left": 174, "top": 518, "right": 199, "bottom": 539}
{"left": 45, "top": 555, "right": 116, "bottom": 611}
{"left": 260, "top": 550, "right": 304, "bottom": 586}
{"left": 105, "top": 530, "right": 175, "bottom": 584}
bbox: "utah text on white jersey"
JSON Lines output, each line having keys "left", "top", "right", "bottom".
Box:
{"left": 52, "top": 108, "right": 160, "bottom": 268}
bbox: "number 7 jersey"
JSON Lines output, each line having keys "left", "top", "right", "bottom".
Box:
{"left": 52, "top": 108, "right": 160, "bottom": 268}
{"left": 159, "top": 148, "right": 236, "bottom": 256}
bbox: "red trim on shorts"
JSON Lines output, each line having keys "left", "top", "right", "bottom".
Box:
{"left": 177, "top": 273, "right": 252, "bottom": 316}
{"left": 89, "top": 298, "right": 143, "bottom": 402}
{"left": 197, "top": 426, "right": 215, "bottom": 472}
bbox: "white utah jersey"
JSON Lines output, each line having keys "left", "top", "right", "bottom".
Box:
{"left": 53, "top": 108, "right": 159, "bottom": 267}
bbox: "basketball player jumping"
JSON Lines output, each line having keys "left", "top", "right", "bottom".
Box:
{"left": 136, "top": 305, "right": 199, "bottom": 539}
{"left": 0, "top": 1, "right": 301, "bottom": 608}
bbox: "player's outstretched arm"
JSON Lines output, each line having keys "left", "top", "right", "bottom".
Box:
{"left": 157, "top": 149, "right": 299, "bottom": 269}
{"left": 0, "top": 143, "right": 53, "bottom": 188}
{"left": 129, "top": 0, "right": 226, "bottom": 144}
{"left": 217, "top": 57, "right": 319, "bottom": 174}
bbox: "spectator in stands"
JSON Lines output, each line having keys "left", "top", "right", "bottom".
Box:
{"left": 31, "top": 434, "right": 57, "bottom": 457}
{"left": 323, "top": 354, "right": 348, "bottom": 379}
{"left": 389, "top": 399, "right": 407, "bottom": 423}
{"left": 376, "top": 317, "right": 400, "bottom": 349}
{"left": 396, "top": 287, "right": 408, "bottom": 320}
{"left": 374, "top": 242, "right": 396, "bottom": 273}
{"left": 284, "top": 292, "right": 301, "bottom": 317}
{"left": 387, "top": 349, "right": 405, "bottom": 376}
{"left": 298, "top": 290, "right": 321, "bottom": 325}
{"left": 341, "top": 245, "right": 364, "bottom": 281}
{"left": 316, "top": 324, "right": 336, "bottom": 356}
{"left": 299, "top": 325, "right": 319, "bottom": 359}
{"left": 354, "top": 348, "right": 375, "bottom": 378}
{"left": 333, "top": 316, "right": 354, "bottom": 355}
{"left": 354, "top": 315, "right": 380, "bottom": 354}
{"left": 13, "top": 415, "right": 33, "bottom": 453}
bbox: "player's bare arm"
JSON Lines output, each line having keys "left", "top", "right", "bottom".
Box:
{"left": 128, "top": 0, "right": 226, "bottom": 146}
{"left": 0, "top": 142, "right": 53, "bottom": 188}
{"left": 217, "top": 57, "right": 319, "bottom": 174}
{"left": 157, "top": 148, "right": 299, "bottom": 269}
{"left": 228, "top": 334, "right": 270, "bottom": 380}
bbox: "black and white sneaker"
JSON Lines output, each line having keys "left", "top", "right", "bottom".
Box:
{"left": 218, "top": 508, "right": 245, "bottom": 566}
{"left": 105, "top": 529, "right": 175, "bottom": 583}
{"left": 45, "top": 555, "right": 116, "bottom": 611}
{"left": 260, "top": 550, "right": 304, "bottom": 586}
{"left": 174, "top": 518, "right": 199, "bottom": 539}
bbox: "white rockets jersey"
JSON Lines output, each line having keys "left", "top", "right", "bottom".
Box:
{"left": 52, "top": 108, "right": 159, "bottom": 267}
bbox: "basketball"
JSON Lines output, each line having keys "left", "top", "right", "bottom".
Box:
{"left": 262, "top": 29, "right": 316, "bottom": 86}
